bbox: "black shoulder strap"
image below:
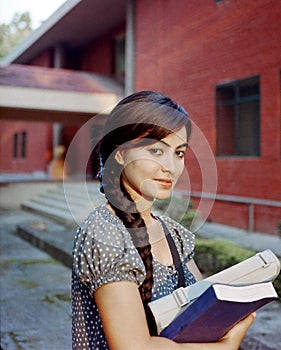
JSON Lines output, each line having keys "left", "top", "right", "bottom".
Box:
{"left": 157, "top": 217, "right": 186, "bottom": 289}
{"left": 144, "top": 217, "right": 186, "bottom": 335}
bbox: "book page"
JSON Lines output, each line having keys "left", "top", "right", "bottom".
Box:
{"left": 213, "top": 282, "right": 277, "bottom": 302}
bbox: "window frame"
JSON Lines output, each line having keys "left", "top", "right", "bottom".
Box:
{"left": 13, "top": 131, "right": 27, "bottom": 159}
{"left": 21, "top": 131, "right": 27, "bottom": 158}
{"left": 216, "top": 76, "right": 260, "bottom": 157}
{"left": 13, "top": 133, "right": 18, "bottom": 158}
{"left": 112, "top": 33, "right": 125, "bottom": 82}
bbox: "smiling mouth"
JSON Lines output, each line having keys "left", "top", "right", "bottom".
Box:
{"left": 154, "top": 178, "right": 173, "bottom": 188}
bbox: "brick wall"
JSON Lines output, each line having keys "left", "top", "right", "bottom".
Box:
{"left": 29, "top": 49, "right": 54, "bottom": 67}
{"left": 82, "top": 36, "right": 113, "bottom": 74}
{"left": 0, "top": 121, "right": 52, "bottom": 173}
{"left": 81, "top": 24, "right": 125, "bottom": 74}
{"left": 135, "top": 0, "right": 281, "bottom": 234}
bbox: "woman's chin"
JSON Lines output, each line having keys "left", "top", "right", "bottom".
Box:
{"left": 154, "top": 189, "right": 173, "bottom": 201}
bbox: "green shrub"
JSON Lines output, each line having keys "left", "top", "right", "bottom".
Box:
{"left": 194, "top": 238, "right": 255, "bottom": 274}
{"left": 194, "top": 237, "right": 281, "bottom": 298}
{"left": 277, "top": 220, "right": 281, "bottom": 238}
{"left": 179, "top": 209, "right": 199, "bottom": 231}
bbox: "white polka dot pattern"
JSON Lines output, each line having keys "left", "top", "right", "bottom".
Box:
{"left": 72, "top": 203, "right": 196, "bottom": 349}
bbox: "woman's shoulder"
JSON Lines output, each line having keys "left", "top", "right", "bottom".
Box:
{"left": 86, "top": 203, "right": 121, "bottom": 225}
{"left": 77, "top": 203, "right": 130, "bottom": 247}
{"left": 73, "top": 203, "right": 146, "bottom": 290}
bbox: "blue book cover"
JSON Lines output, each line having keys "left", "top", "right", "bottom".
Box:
{"left": 160, "top": 282, "right": 277, "bottom": 343}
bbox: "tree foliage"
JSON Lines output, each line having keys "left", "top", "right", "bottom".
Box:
{"left": 0, "top": 12, "right": 32, "bottom": 59}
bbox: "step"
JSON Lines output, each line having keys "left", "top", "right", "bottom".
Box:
{"left": 20, "top": 181, "right": 104, "bottom": 227}
{"left": 53, "top": 182, "right": 100, "bottom": 197}
{"left": 40, "top": 192, "right": 90, "bottom": 206}
{"left": 30, "top": 197, "right": 73, "bottom": 212}
{"left": 21, "top": 201, "right": 76, "bottom": 227}
{"left": 22, "top": 199, "right": 95, "bottom": 228}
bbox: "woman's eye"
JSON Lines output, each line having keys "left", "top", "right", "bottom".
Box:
{"left": 176, "top": 150, "right": 186, "bottom": 159}
{"left": 149, "top": 148, "right": 163, "bottom": 156}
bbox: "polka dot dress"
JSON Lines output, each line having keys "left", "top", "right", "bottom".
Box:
{"left": 72, "top": 203, "right": 196, "bottom": 349}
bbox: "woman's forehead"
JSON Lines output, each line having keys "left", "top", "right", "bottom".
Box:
{"left": 120, "top": 126, "right": 187, "bottom": 150}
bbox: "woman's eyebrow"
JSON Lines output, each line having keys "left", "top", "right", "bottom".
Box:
{"left": 159, "top": 140, "right": 188, "bottom": 149}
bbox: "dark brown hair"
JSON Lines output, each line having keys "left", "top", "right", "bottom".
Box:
{"left": 92, "top": 90, "right": 191, "bottom": 331}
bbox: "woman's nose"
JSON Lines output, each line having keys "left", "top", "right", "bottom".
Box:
{"left": 161, "top": 155, "right": 176, "bottom": 174}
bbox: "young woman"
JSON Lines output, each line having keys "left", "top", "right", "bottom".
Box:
{"left": 72, "top": 91, "right": 255, "bottom": 350}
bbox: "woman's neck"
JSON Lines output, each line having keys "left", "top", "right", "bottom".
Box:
{"left": 121, "top": 180, "right": 155, "bottom": 219}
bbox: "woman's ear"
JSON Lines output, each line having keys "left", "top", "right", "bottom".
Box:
{"left": 115, "top": 150, "right": 125, "bottom": 165}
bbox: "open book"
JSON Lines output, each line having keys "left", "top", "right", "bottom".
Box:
{"left": 148, "top": 249, "right": 280, "bottom": 333}
{"left": 159, "top": 281, "right": 278, "bottom": 343}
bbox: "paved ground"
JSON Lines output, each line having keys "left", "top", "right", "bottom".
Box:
{"left": 0, "top": 182, "right": 281, "bottom": 349}
{"left": 0, "top": 211, "right": 72, "bottom": 350}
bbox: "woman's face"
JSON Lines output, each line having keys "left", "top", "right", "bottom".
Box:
{"left": 115, "top": 126, "right": 187, "bottom": 202}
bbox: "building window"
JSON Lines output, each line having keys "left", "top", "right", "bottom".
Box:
{"left": 216, "top": 76, "right": 260, "bottom": 156}
{"left": 13, "top": 131, "right": 27, "bottom": 158}
{"left": 112, "top": 35, "right": 125, "bottom": 81}
{"left": 21, "top": 131, "right": 27, "bottom": 158}
{"left": 13, "top": 133, "right": 18, "bottom": 158}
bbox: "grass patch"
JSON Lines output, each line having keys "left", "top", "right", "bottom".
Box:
{"left": 42, "top": 292, "right": 71, "bottom": 304}
{"left": 22, "top": 259, "right": 58, "bottom": 266}
{"left": 42, "top": 294, "right": 56, "bottom": 304}
{"left": 19, "top": 279, "right": 40, "bottom": 289}
{"left": 55, "top": 292, "right": 71, "bottom": 302}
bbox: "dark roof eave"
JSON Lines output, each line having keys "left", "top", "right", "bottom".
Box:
{"left": 1, "top": 0, "right": 127, "bottom": 65}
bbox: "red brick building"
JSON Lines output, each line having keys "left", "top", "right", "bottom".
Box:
{"left": 0, "top": 0, "right": 280, "bottom": 233}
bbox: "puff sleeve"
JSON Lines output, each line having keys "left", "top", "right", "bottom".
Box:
{"left": 72, "top": 207, "right": 146, "bottom": 294}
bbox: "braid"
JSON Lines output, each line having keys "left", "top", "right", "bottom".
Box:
{"left": 102, "top": 161, "right": 154, "bottom": 304}
{"left": 93, "top": 90, "right": 191, "bottom": 334}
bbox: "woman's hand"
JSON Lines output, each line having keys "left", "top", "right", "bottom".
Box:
{"left": 94, "top": 281, "right": 256, "bottom": 350}
{"left": 219, "top": 312, "right": 256, "bottom": 349}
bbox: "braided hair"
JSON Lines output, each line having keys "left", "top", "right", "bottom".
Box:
{"left": 92, "top": 91, "right": 191, "bottom": 332}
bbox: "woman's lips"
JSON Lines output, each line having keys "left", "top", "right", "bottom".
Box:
{"left": 154, "top": 178, "right": 173, "bottom": 188}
